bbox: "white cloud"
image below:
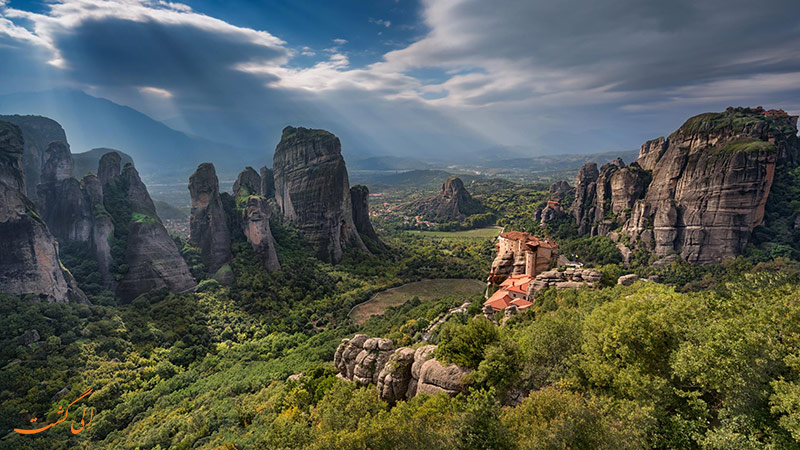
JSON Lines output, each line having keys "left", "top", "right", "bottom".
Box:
{"left": 139, "top": 86, "right": 173, "bottom": 98}
{"left": 0, "top": 0, "right": 289, "bottom": 68}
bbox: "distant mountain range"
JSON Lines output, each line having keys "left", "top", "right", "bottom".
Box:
{"left": 0, "top": 89, "right": 261, "bottom": 178}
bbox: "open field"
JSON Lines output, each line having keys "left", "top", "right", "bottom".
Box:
{"left": 406, "top": 226, "right": 502, "bottom": 240}
{"left": 349, "top": 278, "right": 486, "bottom": 324}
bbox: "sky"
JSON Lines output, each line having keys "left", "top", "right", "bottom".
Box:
{"left": 0, "top": 0, "right": 799, "bottom": 161}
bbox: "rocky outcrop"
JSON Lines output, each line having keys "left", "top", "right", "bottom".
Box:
{"left": 98, "top": 152, "right": 121, "bottom": 186}
{"left": 233, "top": 167, "right": 261, "bottom": 198}
{"left": 570, "top": 158, "right": 649, "bottom": 236}
{"left": 376, "top": 347, "right": 416, "bottom": 404}
{"left": 409, "top": 176, "right": 483, "bottom": 222}
{"left": 622, "top": 107, "right": 798, "bottom": 264}
{"left": 350, "top": 185, "right": 384, "bottom": 252}
{"left": 529, "top": 268, "right": 602, "bottom": 294}
{"left": 273, "top": 126, "right": 367, "bottom": 263}
{"left": 570, "top": 107, "right": 799, "bottom": 265}
{"left": 334, "top": 336, "right": 467, "bottom": 402}
{"left": 36, "top": 142, "right": 94, "bottom": 243}
{"left": 617, "top": 274, "right": 639, "bottom": 286}
{"left": 260, "top": 166, "right": 274, "bottom": 198}
{"left": 103, "top": 156, "right": 195, "bottom": 301}
{"left": 549, "top": 180, "right": 571, "bottom": 202}
{"left": 241, "top": 196, "right": 280, "bottom": 271}
{"left": 570, "top": 163, "right": 599, "bottom": 235}
{"left": 0, "top": 121, "right": 87, "bottom": 303}
{"left": 408, "top": 345, "right": 437, "bottom": 398}
{"left": 0, "top": 122, "right": 25, "bottom": 193}
{"left": 189, "top": 163, "right": 232, "bottom": 273}
{"left": 72, "top": 148, "right": 133, "bottom": 180}
{"left": 416, "top": 358, "right": 470, "bottom": 397}
{"left": 0, "top": 115, "right": 68, "bottom": 201}
{"left": 115, "top": 219, "right": 196, "bottom": 301}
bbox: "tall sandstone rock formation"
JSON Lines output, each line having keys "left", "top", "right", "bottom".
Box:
{"left": 410, "top": 176, "right": 482, "bottom": 222}
{"left": 0, "top": 121, "right": 87, "bottom": 303}
{"left": 189, "top": 163, "right": 232, "bottom": 273}
{"left": 570, "top": 158, "right": 649, "bottom": 236}
{"left": 106, "top": 159, "right": 195, "bottom": 301}
{"left": 233, "top": 167, "right": 280, "bottom": 272}
{"left": 273, "top": 126, "right": 368, "bottom": 263}
{"left": 571, "top": 107, "right": 799, "bottom": 264}
{"left": 0, "top": 115, "right": 68, "bottom": 202}
{"left": 32, "top": 141, "right": 195, "bottom": 301}
{"left": 350, "top": 185, "right": 385, "bottom": 252}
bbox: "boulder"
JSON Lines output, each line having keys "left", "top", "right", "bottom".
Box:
{"left": 408, "top": 345, "right": 437, "bottom": 398}
{"left": 334, "top": 334, "right": 370, "bottom": 379}
{"left": 416, "top": 359, "right": 470, "bottom": 396}
{"left": 376, "top": 347, "right": 415, "bottom": 404}
{"left": 617, "top": 274, "right": 639, "bottom": 286}
{"left": 352, "top": 337, "right": 394, "bottom": 385}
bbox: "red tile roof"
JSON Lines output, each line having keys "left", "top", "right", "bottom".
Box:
{"left": 510, "top": 298, "right": 533, "bottom": 310}
{"left": 484, "top": 291, "right": 513, "bottom": 311}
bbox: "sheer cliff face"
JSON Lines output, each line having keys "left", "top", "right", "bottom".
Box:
{"left": 622, "top": 108, "right": 796, "bottom": 264}
{"left": 0, "top": 115, "right": 68, "bottom": 201}
{"left": 31, "top": 142, "right": 195, "bottom": 301}
{"left": 233, "top": 167, "right": 281, "bottom": 272}
{"left": 37, "top": 142, "right": 94, "bottom": 242}
{"left": 0, "top": 121, "right": 87, "bottom": 303}
{"left": 242, "top": 196, "right": 281, "bottom": 272}
{"left": 572, "top": 107, "right": 798, "bottom": 265}
{"left": 570, "top": 159, "right": 648, "bottom": 236}
{"left": 189, "top": 163, "right": 232, "bottom": 273}
{"left": 107, "top": 160, "right": 195, "bottom": 302}
{"left": 350, "top": 185, "right": 384, "bottom": 252}
{"left": 273, "top": 126, "right": 367, "bottom": 263}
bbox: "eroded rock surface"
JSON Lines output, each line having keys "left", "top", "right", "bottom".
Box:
{"left": 335, "top": 336, "right": 467, "bottom": 402}
{"left": 273, "top": 126, "right": 367, "bottom": 263}
{"left": 233, "top": 167, "right": 261, "bottom": 198}
{"left": 623, "top": 107, "right": 797, "bottom": 264}
{"left": 569, "top": 107, "right": 799, "bottom": 265}
{"left": 350, "top": 185, "right": 384, "bottom": 252}
{"left": 0, "top": 115, "right": 68, "bottom": 201}
{"left": 530, "top": 268, "right": 602, "bottom": 294}
{"left": 241, "top": 196, "right": 280, "bottom": 271}
{"left": 409, "top": 176, "right": 483, "bottom": 222}
{"left": 189, "top": 163, "right": 232, "bottom": 273}
{"left": 0, "top": 121, "right": 87, "bottom": 303}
